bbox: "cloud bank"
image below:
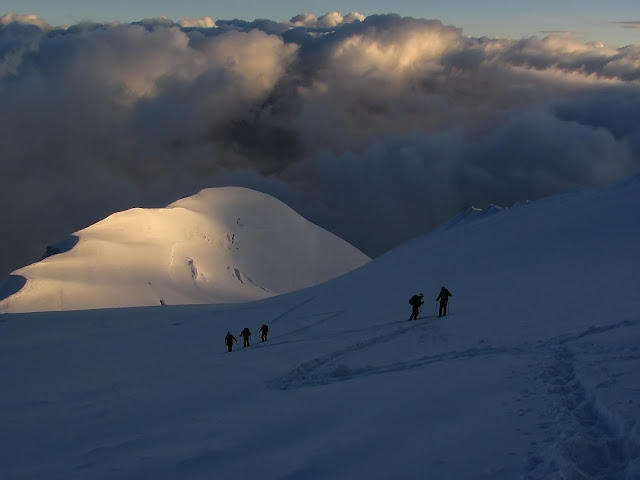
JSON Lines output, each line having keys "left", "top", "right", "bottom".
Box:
{"left": 1, "top": 12, "right": 639, "bottom": 278}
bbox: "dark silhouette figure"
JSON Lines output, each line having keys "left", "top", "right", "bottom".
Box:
{"left": 239, "top": 327, "right": 251, "bottom": 347}
{"left": 436, "top": 287, "right": 453, "bottom": 317}
{"left": 408, "top": 293, "right": 424, "bottom": 320}
{"left": 259, "top": 324, "right": 269, "bottom": 342}
{"left": 225, "top": 332, "right": 237, "bottom": 352}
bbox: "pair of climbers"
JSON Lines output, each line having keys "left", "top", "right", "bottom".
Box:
{"left": 408, "top": 286, "right": 453, "bottom": 320}
{"left": 225, "top": 324, "right": 269, "bottom": 352}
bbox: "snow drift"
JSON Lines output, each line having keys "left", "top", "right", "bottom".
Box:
{"left": 0, "top": 187, "right": 370, "bottom": 312}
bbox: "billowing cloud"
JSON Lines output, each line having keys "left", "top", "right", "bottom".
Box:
{"left": 288, "top": 11, "right": 366, "bottom": 29}
{"left": 0, "top": 12, "right": 51, "bottom": 29}
{"left": 0, "top": 12, "right": 639, "bottom": 279}
{"left": 178, "top": 16, "right": 216, "bottom": 29}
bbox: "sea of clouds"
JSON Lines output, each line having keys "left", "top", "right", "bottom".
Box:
{"left": 1, "top": 11, "right": 639, "bottom": 278}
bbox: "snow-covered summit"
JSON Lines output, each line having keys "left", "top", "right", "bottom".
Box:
{"left": 0, "top": 187, "right": 370, "bottom": 313}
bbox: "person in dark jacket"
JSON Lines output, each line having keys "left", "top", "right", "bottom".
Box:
{"left": 436, "top": 287, "right": 453, "bottom": 317}
{"left": 408, "top": 293, "right": 424, "bottom": 320}
{"left": 259, "top": 324, "right": 269, "bottom": 342}
{"left": 225, "top": 332, "right": 237, "bottom": 352}
{"left": 239, "top": 327, "right": 251, "bottom": 347}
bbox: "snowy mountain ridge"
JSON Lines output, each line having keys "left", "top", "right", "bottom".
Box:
{"left": 0, "top": 187, "right": 370, "bottom": 313}
{"left": 1, "top": 175, "right": 639, "bottom": 479}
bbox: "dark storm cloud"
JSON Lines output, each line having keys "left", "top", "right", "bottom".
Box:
{"left": 1, "top": 12, "right": 639, "bottom": 279}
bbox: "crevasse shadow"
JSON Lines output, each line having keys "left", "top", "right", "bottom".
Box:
{"left": 0, "top": 275, "right": 27, "bottom": 302}
{"left": 41, "top": 235, "right": 79, "bottom": 259}
{"left": 0, "top": 235, "right": 80, "bottom": 303}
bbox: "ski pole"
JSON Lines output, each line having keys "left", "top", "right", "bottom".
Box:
{"left": 434, "top": 301, "right": 437, "bottom": 317}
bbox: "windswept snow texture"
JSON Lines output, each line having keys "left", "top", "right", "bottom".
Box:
{"left": 1, "top": 175, "right": 639, "bottom": 479}
{"left": 0, "top": 187, "right": 369, "bottom": 312}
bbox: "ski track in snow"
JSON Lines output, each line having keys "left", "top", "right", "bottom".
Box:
{"left": 250, "top": 309, "right": 347, "bottom": 350}
{"left": 272, "top": 319, "right": 448, "bottom": 390}
{"left": 275, "top": 310, "right": 346, "bottom": 340}
{"left": 524, "top": 346, "right": 638, "bottom": 480}
{"left": 541, "top": 319, "right": 638, "bottom": 349}
{"left": 271, "top": 316, "right": 640, "bottom": 478}
{"left": 268, "top": 296, "right": 317, "bottom": 325}
{"left": 274, "top": 341, "right": 518, "bottom": 390}
{"left": 273, "top": 318, "right": 639, "bottom": 391}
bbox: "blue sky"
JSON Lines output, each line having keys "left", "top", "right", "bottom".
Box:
{"left": 3, "top": 0, "right": 639, "bottom": 46}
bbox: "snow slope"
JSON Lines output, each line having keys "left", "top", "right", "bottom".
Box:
{"left": 0, "top": 187, "right": 370, "bottom": 313}
{"left": 1, "top": 174, "right": 639, "bottom": 479}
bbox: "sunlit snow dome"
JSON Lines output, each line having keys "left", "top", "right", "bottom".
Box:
{"left": 0, "top": 187, "right": 370, "bottom": 313}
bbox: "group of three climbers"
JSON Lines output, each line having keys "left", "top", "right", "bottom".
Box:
{"left": 225, "top": 324, "right": 268, "bottom": 352}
